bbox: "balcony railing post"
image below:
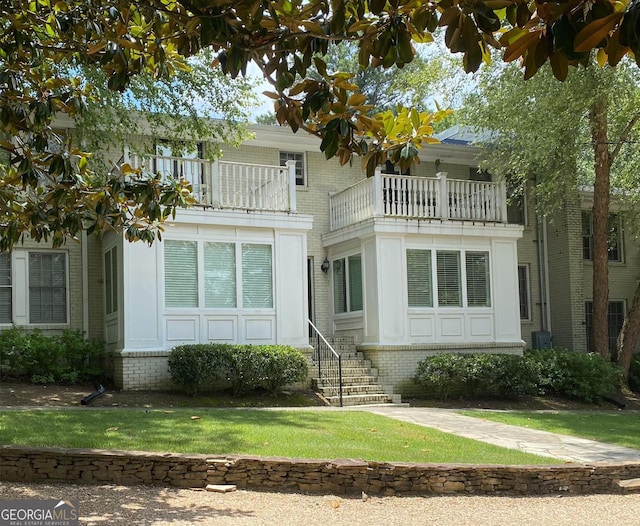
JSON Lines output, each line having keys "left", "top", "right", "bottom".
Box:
{"left": 372, "top": 167, "right": 383, "bottom": 217}
{"left": 286, "top": 160, "right": 297, "bottom": 212}
{"left": 499, "top": 180, "right": 508, "bottom": 222}
{"left": 436, "top": 171, "right": 448, "bottom": 220}
{"left": 211, "top": 159, "right": 221, "bottom": 207}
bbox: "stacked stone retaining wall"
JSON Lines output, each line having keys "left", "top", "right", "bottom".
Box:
{"left": 2, "top": 446, "right": 640, "bottom": 496}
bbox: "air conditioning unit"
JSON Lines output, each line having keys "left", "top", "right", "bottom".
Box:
{"left": 531, "top": 330, "right": 552, "bottom": 350}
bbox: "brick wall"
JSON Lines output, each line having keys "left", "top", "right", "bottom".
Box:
{"left": 360, "top": 344, "right": 524, "bottom": 396}
{"left": 2, "top": 445, "right": 639, "bottom": 496}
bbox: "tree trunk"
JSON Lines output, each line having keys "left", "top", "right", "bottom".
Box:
{"left": 618, "top": 282, "right": 640, "bottom": 379}
{"left": 589, "top": 97, "right": 611, "bottom": 359}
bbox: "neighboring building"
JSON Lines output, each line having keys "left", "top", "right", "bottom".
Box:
{"left": 2, "top": 124, "right": 636, "bottom": 394}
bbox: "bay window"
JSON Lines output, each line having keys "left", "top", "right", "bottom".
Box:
{"left": 407, "top": 249, "right": 491, "bottom": 308}
{"left": 164, "top": 240, "right": 273, "bottom": 309}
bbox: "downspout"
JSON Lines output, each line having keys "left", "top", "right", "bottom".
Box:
{"left": 542, "top": 216, "right": 552, "bottom": 336}
{"left": 81, "top": 231, "right": 90, "bottom": 337}
{"left": 536, "top": 217, "right": 547, "bottom": 331}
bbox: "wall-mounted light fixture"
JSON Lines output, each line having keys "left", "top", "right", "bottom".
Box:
{"left": 321, "top": 257, "right": 330, "bottom": 274}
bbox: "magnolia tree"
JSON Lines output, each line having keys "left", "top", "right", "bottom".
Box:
{"left": 2, "top": 0, "right": 640, "bottom": 250}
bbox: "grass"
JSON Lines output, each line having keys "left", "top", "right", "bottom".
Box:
{"left": 459, "top": 411, "right": 640, "bottom": 450}
{"left": 0, "top": 408, "right": 560, "bottom": 464}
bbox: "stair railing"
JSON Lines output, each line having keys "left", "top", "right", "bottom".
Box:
{"left": 308, "top": 319, "right": 343, "bottom": 407}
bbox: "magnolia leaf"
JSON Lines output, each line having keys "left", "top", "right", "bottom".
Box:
{"left": 574, "top": 13, "right": 622, "bottom": 53}
{"left": 503, "top": 30, "right": 541, "bottom": 62}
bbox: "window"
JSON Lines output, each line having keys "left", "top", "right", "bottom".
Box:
{"left": 164, "top": 240, "right": 198, "bottom": 308}
{"left": 0, "top": 253, "right": 11, "bottom": 323}
{"left": 242, "top": 244, "right": 273, "bottom": 308}
{"left": 506, "top": 184, "right": 526, "bottom": 225}
{"left": 29, "top": 252, "right": 67, "bottom": 324}
{"left": 585, "top": 301, "right": 625, "bottom": 355}
{"left": 204, "top": 242, "right": 236, "bottom": 308}
{"left": 104, "top": 246, "right": 118, "bottom": 315}
{"left": 470, "top": 169, "right": 525, "bottom": 224}
{"left": 164, "top": 240, "right": 273, "bottom": 309}
{"left": 582, "top": 211, "right": 622, "bottom": 262}
{"left": 333, "top": 254, "right": 363, "bottom": 314}
{"left": 465, "top": 252, "right": 491, "bottom": 307}
{"left": 279, "top": 151, "right": 305, "bottom": 186}
{"left": 407, "top": 249, "right": 493, "bottom": 309}
{"left": 381, "top": 160, "right": 410, "bottom": 176}
{"left": 469, "top": 167, "right": 491, "bottom": 182}
{"left": 436, "top": 251, "right": 462, "bottom": 307}
{"left": 407, "top": 249, "right": 433, "bottom": 307}
{"left": 518, "top": 265, "right": 530, "bottom": 320}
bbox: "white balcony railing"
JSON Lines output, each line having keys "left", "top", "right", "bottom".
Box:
{"left": 126, "top": 152, "right": 297, "bottom": 213}
{"left": 330, "top": 169, "right": 508, "bottom": 231}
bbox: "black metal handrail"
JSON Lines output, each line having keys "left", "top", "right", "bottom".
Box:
{"left": 308, "top": 319, "right": 343, "bottom": 407}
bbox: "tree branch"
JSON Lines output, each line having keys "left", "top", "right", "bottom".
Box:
{"left": 611, "top": 110, "right": 640, "bottom": 161}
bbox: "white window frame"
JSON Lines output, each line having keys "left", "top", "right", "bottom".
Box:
{"left": 406, "top": 248, "right": 493, "bottom": 309}
{"left": 163, "top": 239, "right": 275, "bottom": 311}
{"left": 104, "top": 246, "right": 118, "bottom": 316}
{"left": 332, "top": 253, "right": 363, "bottom": 315}
{"left": 517, "top": 264, "right": 531, "bottom": 321}
{"left": 26, "top": 250, "right": 70, "bottom": 325}
{"left": 0, "top": 252, "right": 11, "bottom": 324}
{"left": 279, "top": 151, "right": 306, "bottom": 186}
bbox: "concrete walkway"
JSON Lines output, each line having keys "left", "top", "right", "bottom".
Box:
{"left": 363, "top": 406, "right": 640, "bottom": 463}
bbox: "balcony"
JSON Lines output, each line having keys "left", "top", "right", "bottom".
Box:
{"left": 126, "top": 153, "right": 297, "bottom": 213}
{"left": 329, "top": 170, "right": 508, "bottom": 231}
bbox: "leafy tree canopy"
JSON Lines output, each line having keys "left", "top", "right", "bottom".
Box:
{"left": 2, "top": 0, "right": 640, "bottom": 248}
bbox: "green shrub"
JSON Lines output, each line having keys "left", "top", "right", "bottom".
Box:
{"left": 0, "top": 326, "right": 103, "bottom": 384}
{"left": 414, "top": 349, "right": 621, "bottom": 403}
{"left": 167, "top": 344, "right": 229, "bottom": 396}
{"left": 414, "top": 353, "right": 536, "bottom": 399}
{"left": 168, "top": 343, "right": 308, "bottom": 396}
{"left": 629, "top": 354, "right": 640, "bottom": 392}
{"left": 525, "top": 348, "right": 621, "bottom": 402}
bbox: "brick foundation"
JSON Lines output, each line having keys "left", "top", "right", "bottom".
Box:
{"left": 2, "top": 446, "right": 640, "bottom": 496}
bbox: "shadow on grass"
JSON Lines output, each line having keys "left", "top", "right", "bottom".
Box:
{"left": 0, "top": 409, "right": 343, "bottom": 456}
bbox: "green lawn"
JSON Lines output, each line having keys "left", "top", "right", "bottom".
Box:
{"left": 0, "top": 409, "right": 560, "bottom": 464}
{"left": 459, "top": 411, "right": 640, "bottom": 450}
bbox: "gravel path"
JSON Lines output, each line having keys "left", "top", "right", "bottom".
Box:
{"left": 1, "top": 482, "right": 639, "bottom": 525}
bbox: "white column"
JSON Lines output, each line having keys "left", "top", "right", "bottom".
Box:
{"left": 286, "top": 160, "right": 297, "bottom": 212}
{"left": 373, "top": 167, "right": 383, "bottom": 217}
{"left": 436, "top": 171, "right": 448, "bottom": 220}
{"left": 499, "top": 180, "right": 508, "bottom": 222}
{"left": 211, "top": 159, "right": 221, "bottom": 207}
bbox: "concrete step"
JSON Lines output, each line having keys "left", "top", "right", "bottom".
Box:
{"left": 318, "top": 384, "right": 389, "bottom": 396}
{"left": 314, "top": 375, "right": 378, "bottom": 387}
{"left": 325, "top": 393, "right": 394, "bottom": 407}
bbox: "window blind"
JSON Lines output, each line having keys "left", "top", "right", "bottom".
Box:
{"left": 333, "top": 258, "right": 347, "bottom": 314}
{"left": 29, "top": 252, "right": 67, "bottom": 323}
{"left": 466, "top": 251, "right": 491, "bottom": 307}
{"left": 407, "top": 249, "right": 433, "bottom": 307}
{"left": 164, "top": 240, "right": 198, "bottom": 308}
{"left": 0, "top": 253, "right": 11, "bottom": 323}
{"left": 204, "top": 242, "right": 237, "bottom": 308}
{"left": 242, "top": 244, "right": 273, "bottom": 308}
{"left": 436, "top": 251, "right": 461, "bottom": 307}
{"left": 348, "top": 254, "right": 363, "bottom": 312}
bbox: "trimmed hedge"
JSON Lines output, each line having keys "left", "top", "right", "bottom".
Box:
{"left": 0, "top": 326, "right": 104, "bottom": 384}
{"left": 168, "top": 343, "right": 308, "bottom": 396}
{"left": 414, "top": 349, "right": 621, "bottom": 403}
